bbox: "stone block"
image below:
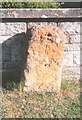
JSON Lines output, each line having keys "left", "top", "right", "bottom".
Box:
{"left": 69, "top": 35, "right": 80, "bottom": 43}
{"left": 24, "top": 25, "right": 65, "bottom": 92}
{"left": 80, "top": 67, "right": 82, "bottom": 79}
{"left": 58, "top": 22, "right": 80, "bottom": 35}
{"left": 73, "top": 51, "right": 80, "bottom": 66}
{"left": 64, "top": 43, "right": 80, "bottom": 52}
{"left": 64, "top": 34, "right": 80, "bottom": 44}
{"left": 80, "top": 50, "right": 82, "bottom": 65}
{"left": 0, "top": 8, "right": 80, "bottom": 19}
{"left": 80, "top": 22, "right": 82, "bottom": 35}
{"left": 63, "top": 52, "right": 73, "bottom": 67}
{"left": 63, "top": 66, "right": 80, "bottom": 75}
{"left": 0, "top": 23, "right": 26, "bottom": 36}
{"left": 81, "top": 35, "right": 82, "bottom": 43}
{"left": 62, "top": 74, "right": 80, "bottom": 80}
{"left": 28, "top": 22, "right": 57, "bottom": 29}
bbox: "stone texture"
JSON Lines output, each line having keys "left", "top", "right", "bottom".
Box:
{"left": 63, "top": 52, "right": 73, "bottom": 67}
{"left": 0, "top": 9, "right": 81, "bottom": 86}
{"left": 73, "top": 51, "right": 80, "bottom": 66}
{"left": 81, "top": 35, "right": 82, "bottom": 43}
{"left": 64, "top": 35, "right": 80, "bottom": 44}
{"left": 24, "top": 25, "right": 65, "bottom": 92}
{"left": 63, "top": 66, "right": 80, "bottom": 76}
{"left": 80, "top": 67, "right": 82, "bottom": 79}
{"left": 28, "top": 22, "right": 57, "bottom": 29}
{"left": 68, "top": 35, "right": 80, "bottom": 43}
{"left": 64, "top": 44, "right": 80, "bottom": 52}
{"left": 80, "top": 50, "right": 82, "bottom": 65}
{"left": 62, "top": 74, "right": 80, "bottom": 80}
{"left": 0, "top": 8, "right": 80, "bottom": 18}
{"left": 58, "top": 22, "right": 80, "bottom": 35}
{"left": 80, "top": 22, "right": 82, "bottom": 35}
{"left": 0, "top": 8, "right": 81, "bottom": 91}
{"left": 0, "top": 23, "right": 26, "bottom": 36}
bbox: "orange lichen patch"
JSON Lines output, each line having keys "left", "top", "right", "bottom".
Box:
{"left": 24, "top": 25, "right": 65, "bottom": 92}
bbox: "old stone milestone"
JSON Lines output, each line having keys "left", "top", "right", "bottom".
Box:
{"left": 24, "top": 25, "right": 65, "bottom": 92}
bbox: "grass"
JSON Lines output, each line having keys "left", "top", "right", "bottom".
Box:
{"left": 2, "top": 79, "right": 80, "bottom": 118}
{"left": 1, "top": 2, "right": 61, "bottom": 8}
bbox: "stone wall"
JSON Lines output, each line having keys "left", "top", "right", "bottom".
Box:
{"left": 59, "top": 22, "right": 80, "bottom": 80}
{"left": 0, "top": 8, "right": 81, "bottom": 87}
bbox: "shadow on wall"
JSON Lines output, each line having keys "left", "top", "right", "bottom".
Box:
{"left": 2, "top": 29, "right": 32, "bottom": 89}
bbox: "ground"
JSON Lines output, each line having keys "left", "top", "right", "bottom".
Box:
{"left": 1, "top": 79, "right": 80, "bottom": 118}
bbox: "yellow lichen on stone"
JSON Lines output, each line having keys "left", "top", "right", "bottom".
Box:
{"left": 24, "top": 25, "right": 65, "bottom": 92}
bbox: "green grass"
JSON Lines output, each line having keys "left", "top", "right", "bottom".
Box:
{"left": 0, "top": 2, "right": 61, "bottom": 8}
{"left": 6, "top": 81, "right": 19, "bottom": 90}
{"left": 61, "top": 79, "right": 80, "bottom": 92}
{"left": 2, "top": 79, "right": 80, "bottom": 118}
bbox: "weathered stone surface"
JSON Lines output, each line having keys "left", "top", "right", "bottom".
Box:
{"left": 80, "top": 67, "right": 82, "bottom": 79}
{"left": 64, "top": 35, "right": 80, "bottom": 44}
{"left": 0, "top": 8, "right": 81, "bottom": 83}
{"left": 64, "top": 43, "right": 80, "bottom": 52}
{"left": 80, "top": 22, "right": 82, "bottom": 35}
{"left": 0, "top": 8, "right": 80, "bottom": 18}
{"left": 68, "top": 35, "right": 80, "bottom": 43}
{"left": 0, "top": 23, "right": 26, "bottom": 36}
{"left": 28, "top": 22, "right": 57, "bottom": 29}
{"left": 0, "top": 8, "right": 81, "bottom": 90}
{"left": 58, "top": 22, "right": 80, "bottom": 35}
{"left": 24, "top": 25, "right": 65, "bottom": 92}
{"left": 80, "top": 50, "right": 82, "bottom": 65}
{"left": 63, "top": 66, "right": 80, "bottom": 75}
{"left": 63, "top": 52, "right": 73, "bottom": 67}
{"left": 64, "top": 50, "right": 80, "bottom": 67}
{"left": 62, "top": 74, "right": 80, "bottom": 80}
{"left": 73, "top": 51, "right": 80, "bottom": 66}
{"left": 81, "top": 35, "right": 82, "bottom": 43}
